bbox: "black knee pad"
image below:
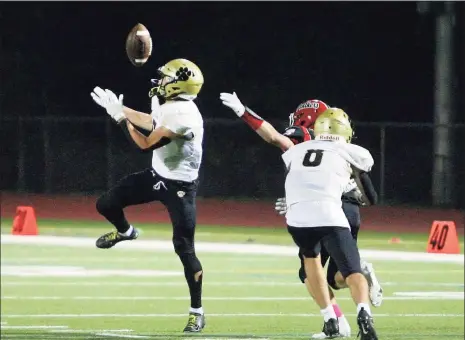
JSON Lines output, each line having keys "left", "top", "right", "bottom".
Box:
{"left": 297, "top": 250, "right": 329, "bottom": 284}
{"left": 174, "top": 236, "right": 202, "bottom": 275}
{"left": 327, "top": 274, "right": 339, "bottom": 291}
{"left": 326, "top": 259, "right": 340, "bottom": 290}
{"left": 298, "top": 266, "right": 306, "bottom": 283}
{"left": 173, "top": 236, "right": 194, "bottom": 255}
{"left": 178, "top": 252, "right": 203, "bottom": 276}
{"left": 297, "top": 252, "right": 306, "bottom": 283}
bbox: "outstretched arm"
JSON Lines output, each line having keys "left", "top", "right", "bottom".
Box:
{"left": 220, "top": 92, "right": 294, "bottom": 151}
{"left": 123, "top": 95, "right": 162, "bottom": 132}
{"left": 126, "top": 122, "right": 176, "bottom": 151}
{"left": 91, "top": 86, "right": 155, "bottom": 131}
{"left": 256, "top": 120, "right": 295, "bottom": 150}
{"left": 90, "top": 87, "right": 171, "bottom": 150}
{"left": 123, "top": 107, "right": 154, "bottom": 131}
{"left": 126, "top": 105, "right": 197, "bottom": 151}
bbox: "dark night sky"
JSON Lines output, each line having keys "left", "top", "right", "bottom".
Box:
{"left": 0, "top": 2, "right": 462, "bottom": 123}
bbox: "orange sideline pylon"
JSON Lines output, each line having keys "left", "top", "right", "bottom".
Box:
{"left": 11, "top": 206, "right": 39, "bottom": 236}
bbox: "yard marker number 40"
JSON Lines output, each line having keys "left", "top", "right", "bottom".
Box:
{"left": 427, "top": 221, "right": 460, "bottom": 254}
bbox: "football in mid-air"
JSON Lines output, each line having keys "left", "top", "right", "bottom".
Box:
{"left": 125, "top": 23, "right": 152, "bottom": 67}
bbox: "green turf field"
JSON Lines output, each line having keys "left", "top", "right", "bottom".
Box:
{"left": 1, "top": 219, "right": 464, "bottom": 339}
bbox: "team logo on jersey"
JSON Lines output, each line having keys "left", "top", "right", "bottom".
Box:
{"left": 177, "top": 191, "right": 186, "bottom": 198}
{"left": 153, "top": 181, "right": 167, "bottom": 190}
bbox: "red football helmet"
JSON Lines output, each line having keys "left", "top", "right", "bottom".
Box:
{"left": 288, "top": 99, "right": 330, "bottom": 129}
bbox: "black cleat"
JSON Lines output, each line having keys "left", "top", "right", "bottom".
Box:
{"left": 95, "top": 228, "right": 139, "bottom": 249}
{"left": 357, "top": 308, "right": 378, "bottom": 340}
{"left": 183, "top": 312, "right": 205, "bottom": 333}
{"left": 322, "top": 318, "right": 340, "bottom": 339}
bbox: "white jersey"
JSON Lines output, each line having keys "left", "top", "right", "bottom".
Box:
{"left": 150, "top": 99, "right": 203, "bottom": 182}
{"left": 281, "top": 140, "right": 373, "bottom": 228}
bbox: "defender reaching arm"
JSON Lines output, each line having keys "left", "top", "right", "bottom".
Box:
{"left": 220, "top": 92, "right": 329, "bottom": 152}
{"left": 220, "top": 92, "right": 295, "bottom": 151}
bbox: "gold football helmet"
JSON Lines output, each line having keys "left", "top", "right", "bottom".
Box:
{"left": 313, "top": 108, "right": 354, "bottom": 143}
{"left": 149, "top": 58, "right": 204, "bottom": 99}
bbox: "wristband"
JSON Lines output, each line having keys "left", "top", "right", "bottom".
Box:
{"left": 241, "top": 106, "right": 264, "bottom": 130}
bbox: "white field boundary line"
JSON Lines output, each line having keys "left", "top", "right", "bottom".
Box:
{"left": 0, "top": 265, "right": 183, "bottom": 278}
{"left": 0, "top": 325, "right": 68, "bottom": 330}
{"left": 393, "top": 291, "right": 464, "bottom": 298}
{"left": 186, "top": 339, "right": 270, "bottom": 340}
{"left": 1, "top": 267, "right": 464, "bottom": 278}
{"left": 49, "top": 330, "right": 270, "bottom": 340}
{"left": 53, "top": 334, "right": 267, "bottom": 340}
{"left": 94, "top": 333, "right": 149, "bottom": 339}
{"left": 1, "top": 264, "right": 462, "bottom": 280}
{"left": 1, "top": 235, "right": 463, "bottom": 264}
{"left": 2, "top": 313, "right": 464, "bottom": 318}
{"left": 2, "top": 294, "right": 464, "bottom": 301}
{"left": 2, "top": 281, "right": 463, "bottom": 287}
{"left": 50, "top": 329, "right": 134, "bottom": 333}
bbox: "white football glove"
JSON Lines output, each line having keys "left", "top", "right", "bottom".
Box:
{"left": 90, "top": 87, "right": 125, "bottom": 123}
{"left": 275, "top": 197, "right": 287, "bottom": 215}
{"left": 220, "top": 92, "right": 245, "bottom": 117}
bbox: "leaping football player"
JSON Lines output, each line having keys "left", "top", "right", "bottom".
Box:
{"left": 90, "top": 58, "right": 206, "bottom": 333}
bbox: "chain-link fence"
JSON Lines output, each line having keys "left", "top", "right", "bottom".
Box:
{"left": 1, "top": 117, "right": 464, "bottom": 208}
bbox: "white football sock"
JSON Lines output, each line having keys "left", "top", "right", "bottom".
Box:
{"left": 190, "top": 307, "right": 204, "bottom": 315}
{"left": 320, "top": 305, "right": 337, "bottom": 322}
{"left": 337, "top": 315, "right": 351, "bottom": 336}
{"left": 357, "top": 303, "right": 372, "bottom": 316}
{"left": 120, "top": 225, "right": 134, "bottom": 237}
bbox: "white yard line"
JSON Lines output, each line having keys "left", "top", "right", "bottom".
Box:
{"left": 94, "top": 333, "right": 149, "bottom": 339}
{"left": 1, "top": 235, "right": 463, "bottom": 264}
{"left": 2, "top": 295, "right": 464, "bottom": 301}
{"left": 394, "top": 291, "right": 464, "bottom": 298}
{"left": 193, "top": 339, "right": 270, "bottom": 340}
{"left": 377, "top": 282, "right": 464, "bottom": 287}
{"left": 1, "top": 268, "right": 463, "bottom": 278}
{"left": 1, "top": 281, "right": 462, "bottom": 287}
{"left": 50, "top": 329, "right": 134, "bottom": 333}
{"left": 2, "top": 313, "right": 464, "bottom": 318}
{"left": 0, "top": 265, "right": 183, "bottom": 278}
{"left": 0, "top": 325, "right": 68, "bottom": 329}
